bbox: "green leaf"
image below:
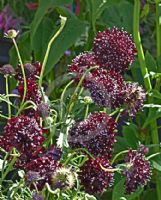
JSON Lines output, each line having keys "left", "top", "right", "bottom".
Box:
{"left": 44, "top": 16, "right": 86, "bottom": 75}
{"left": 122, "top": 123, "right": 138, "bottom": 149}
{"left": 151, "top": 154, "right": 161, "bottom": 171}
{"left": 145, "top": 51, "right": 157, "bottom": 72}
{"left": 100, "top": 1, "right": 133, "bottom": 32}
{"left": 112, "top": 178, "right": 143, "bottom": 200}
{"left": 31, "top": 0, "right": 73, "bottom": 43}
{"left": 149, "top": 89, "right": 161, "bottom": 99}
{"left": 142, "top": 190, "right": 157, "bottom": 200}
{"left": 9, "top": 31, "right": 31, "bottom": 66}
{"left": 143, "top": 108, "right": 161, "bottom": 127}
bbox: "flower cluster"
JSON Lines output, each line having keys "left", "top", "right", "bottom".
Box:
{"left": 69, "top": 112, "right": 117, "bottom": 159}
{"left": 79, "top": 157, "right": 114, "bottom": 194}
{"left": 0, "top": 116, "right": 45, "bottom": 167}
{"left": 123, "top": 145, "right": 151, "bottom": 194}
{"left": 68, "top": 27, "right": 146, "bottom": 116}
{"left": 93, "top": 27, "right": 137, "bottom": 73}
{"left": 67, "top": 27, "right": 149, "bottom": 194}
{"left": 25, "top": 152, "right": 61, "bottom": 190}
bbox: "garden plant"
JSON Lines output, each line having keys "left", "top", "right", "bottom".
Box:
{"left": 0, "top": 0, "right": 161, "bottom": 200}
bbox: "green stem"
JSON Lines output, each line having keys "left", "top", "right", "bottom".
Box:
{"left": 133, "top": 0, "right": 152, "bottom": 91}
{"left": 39, "top": 16, "right": 67, "bottom": 88}
{"left": 60, "top": 80, "right": 74, "bottom": 121}
{"left": 12, "top": 38, "right": 27, "bottom": 110}
{"left": 16, "top": 100, "right": 37, "bottom": 116}
{"left": 156, "top": 1, "right": 161, "bottom": 57}
{"left": 5, "top": 76, "right": 11, "bottom": 118}
{"left": 67, "top": 66, "right": 98, "bottom": 116}
{"left": 84, "top": 104, "right": 89, "bottom": 119}
{"left": 111, "top": 150, "right": 129, "bottom": 165}
{"left": 134, "top": 1, "right": 161, "bottom": 199}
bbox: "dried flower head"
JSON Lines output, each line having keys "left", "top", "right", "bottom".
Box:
{"left": 69, "top": 112, "right": 117, "bottom": 159}
{"left": 93, "top": 27, "right": 137, "bottom": 73}
{"left": 51, "top": 167, "right": 75, "bottom": 190}
{"left": 123, "top": 145, "right": 151, "bottom": 194}
{"left": 79, "top": 157, "right": 114, "bottom": 194}
{"left": 123, "top": 82, "right": 146, "bottom": 117}
{"left": 86, "top": 69, "right": 125, "bottom": 109}
{"left": 0, "top": 64, "right": 15, "bottom": 76}
{"left": 37, "top": 103, "right": 50, "bottom": 119}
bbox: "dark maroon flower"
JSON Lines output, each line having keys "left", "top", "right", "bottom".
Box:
{"left": 16, "top": 62, "right": 42, "bottom": 80}
{"left": 86, "top": 69, "right": 125, "bottom": 109}
{"left": 18, "top": 79, "right": 42, "bottom": 105}
{"left": 25, "top": 154, "right": 61, "bottom": 190}
{"left": 0, "top": 64, "right": 15, "bottom": 76}
{"left": 0, "top": 116, "right": 45, "bottom": 166}
{"left": 123, "top": 145, "right": 151, "bottom": 194}
{"left": 93, "top": 27, "right": 137, "bottom": 73}
{"left": 123, "top": 82, "right": 146, "bottom": 117}
{"left": 37, "top": 103, "right": 50, "bottom": 119}
{"left": 69, "top": 112, "right": 117, "bottom": 159}
{"left": 79, "top": 157, "right": 114, "bottom": 194}
{"left": 68, "top": 52, "right": 98, "bottom": 85}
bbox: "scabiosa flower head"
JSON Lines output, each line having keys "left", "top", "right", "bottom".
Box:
{"left": 0, "top": 64, "right": 15, "bottom": 76}
{"left": 69, "top": 112, "right": 117, "bottom": 159}
{"left": 16, "top": 62, "right": 42, "bottom": 80}
{"left": 86, "top": 69, "right": 125, "bottom": 109}
{"left": 68, "top": 52, "right": 98, "bottom": 84}
{"left": 79, "top": 157, "right": 114, "bottom": 194}
{"left": 37, "top": 103, "right": 50, "bottom": 119}
{"left": 93, "top": 27, "right": 137, "bottom": 73}
{"left": 25, "top": 154, "right": 61, "bottom": 190}
{"left": 123, "top": 82, "right": 146, "bottom": 117}
{"left": 123, "top": 145, "right": 151, "bottom": 194}
{"left": 25, "top": 171, "right": 42, "bottom": 185}
{"left": 0, "top": 116, "right": 45, "bottom": 165}
{"left": 51, "top": 167, "right": 75, "bottom": 190}
{"left": 18, "top": 79, "right": 42, "bottom": 105}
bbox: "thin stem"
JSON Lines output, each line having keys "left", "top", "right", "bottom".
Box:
{"left": 156, "top": 2, "right": 161, "bottom": 57}
{"left": 133, "top": 0, "right": 152, "bottom": 91}
{"left": 84, "top": 104, "right": 89, "bottom": 119}
{"left": 67, "top": 66, "right": 98, "bottom": 116}
{"left": 134, "top": 1, "right": 161, "bottom": 199}
{"left": 100, "top": 164, "right": 121, "bottom": 173}
{"left": 12, "top": 38, "right": 27, "bottom": 109}
{"left": 5, "top": 76, "right": 11, "bottom": 118}
{"left": 16, "top": 100, "right": 37, "bottom": 116}
{"left": 60, "top": 80, "right": 74, "bottom": 121}
{"left": 111, "top": 150, "right": 129, "bottom": 165}
{"left": 39, "top": 16, "right": 67, "bottom": 88}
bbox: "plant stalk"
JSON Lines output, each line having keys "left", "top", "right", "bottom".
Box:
{"left": 5, "top": 75, "right": 11, "bottom": 118}
{"left": 39, "top": 16, "right": 67, "bottom": 88}
{"left": 12, "top": 38, "right": 27, "bottom": 111}
{"left": 133, "top": 1, "right": 161, "bottom": 199}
